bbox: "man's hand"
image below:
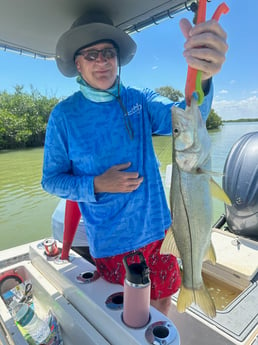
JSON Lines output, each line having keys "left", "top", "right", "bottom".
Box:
{"left": 94, "top": 162, "right": 144, "bottom": 193}
{"left": 180, "top": 18, "right": 228, "bottom": 80}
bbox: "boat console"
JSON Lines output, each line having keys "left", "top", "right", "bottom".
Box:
{"left": 0, "top": 240, "right": 180, "bottom": 345}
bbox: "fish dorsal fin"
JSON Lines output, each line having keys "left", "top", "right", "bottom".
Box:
{"left": 204, "top": 242, "right": 216, "bottom": 264}
{"left": 210, "top": 177, "right": 232, "bottom": 205}
{"left": 160, "top": 227, "right": 181, "bottom": 257}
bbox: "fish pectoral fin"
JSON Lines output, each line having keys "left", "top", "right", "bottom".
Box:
{"left": 202, "top": 169, "right": 223, "bottom": 178}
{"left": 160, "top": 227, "right": 181, "bottom": 257}
{"left": 177, "top": 285, "right": 216, "bottom": 318}
{"left": 210, "top": 177, "right": 232, "bottom": 205}
{"left": 204, "top": 242, "right": 216, "bottom": 265}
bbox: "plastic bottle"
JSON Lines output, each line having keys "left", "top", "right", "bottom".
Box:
{"left": 13, "top": 303, "right": 50, "bottom": 344}
{"left": 123, "top": 251, "right": 151, "bottom": 328}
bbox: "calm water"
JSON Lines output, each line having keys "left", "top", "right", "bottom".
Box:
{"left": 0, "top": 149, "right": 58, "bottom": 250}
{"left": 1, "top": 122, "right": 258, "bottom": 251}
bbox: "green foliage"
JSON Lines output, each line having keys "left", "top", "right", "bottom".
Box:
{"left": 0, "top": 84, "right": 224, "bottom": 150}
{"left": 224, "top": 118, "right": 258, "bottom": 123}
{"left": 155, "top": 86, "right": 183, "bottom": 102}
{"left": 0, "top": 85, "right": 59, "bottom": 150}
{"left": 206, "top": 108, "right": 222, "bottom": 129}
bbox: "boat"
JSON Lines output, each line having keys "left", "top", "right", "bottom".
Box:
{"left": 1, "top": 1, "right": 258, "bottom": 344}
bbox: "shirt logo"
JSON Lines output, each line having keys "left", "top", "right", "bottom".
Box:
{"left": 127, "top": 103, "right": 142, "bottom": 117}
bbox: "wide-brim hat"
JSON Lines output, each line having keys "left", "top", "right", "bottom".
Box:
{"left": 56, "top": 11, "right": 137, "bottom": 77}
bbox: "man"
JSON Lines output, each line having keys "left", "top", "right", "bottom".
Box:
{"left": 42, "top": 11, "right": 228, "bottom": 315}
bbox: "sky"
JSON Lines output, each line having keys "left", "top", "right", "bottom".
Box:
{"left": 0, "top": 0, "right": 258, "bottom": 121}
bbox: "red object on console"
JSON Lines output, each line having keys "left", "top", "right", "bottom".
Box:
{"left": 60, "top": 200, "right": 81, "bottom": 260}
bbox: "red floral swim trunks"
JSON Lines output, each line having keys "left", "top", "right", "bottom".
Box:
{"left": 94, "top": 238, "right": 181, "bottom": 300}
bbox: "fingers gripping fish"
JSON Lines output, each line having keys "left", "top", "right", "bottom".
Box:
{"left": 160, "top": 97, "right": 231, "bottom": 318}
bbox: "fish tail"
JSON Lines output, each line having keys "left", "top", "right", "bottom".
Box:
{"left": 160, "top": 227, "right": 180, "bottom": 257}
{"left": 177, "top": 284, "right": 216, "bottom": 318}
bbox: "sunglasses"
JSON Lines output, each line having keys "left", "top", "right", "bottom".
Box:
{"left": 76, "top": 47, "right": 118, "bottom": 61}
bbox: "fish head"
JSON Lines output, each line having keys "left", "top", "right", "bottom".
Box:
{"left": 172, "top": 97, "right": 211, "bottom": 172}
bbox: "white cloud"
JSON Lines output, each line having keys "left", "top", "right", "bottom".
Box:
{"left": 213, "top": 96, "right": 258, "bottom": 120}
{"left": 219, "top": 89, "right": 228, "bottom": 94}
{"left": 152, "top": 65, "right": 158, "bottom": 70}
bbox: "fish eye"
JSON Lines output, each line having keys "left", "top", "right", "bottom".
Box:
{"left": 173, "top": 127, "right": 180, "bottom": 135}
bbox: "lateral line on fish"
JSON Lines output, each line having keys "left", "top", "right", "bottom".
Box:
{"left": 178, "top": 165, "right": 196, "bottom": 302}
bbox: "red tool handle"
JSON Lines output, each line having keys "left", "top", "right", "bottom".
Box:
{"left": 185, "top": 0, "right": 207, "bottom": 106}
{"left": 185, "top": 2, "right": 229, "bottom": 106}
{"left": 212, "top": 3, "right": 229, "bottom": 21}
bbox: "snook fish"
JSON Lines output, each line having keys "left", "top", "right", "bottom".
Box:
{"left": 160, "top": 97, "right": 231, "bottom": 318}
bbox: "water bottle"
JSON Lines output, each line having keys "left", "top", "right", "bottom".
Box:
{"left": 12, "top": 303, "right": 50, "bottom": 344}
{"left": 123, "top": 251, "right": 151, "bottom": 328}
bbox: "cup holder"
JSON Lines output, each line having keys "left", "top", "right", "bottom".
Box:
{"left": 76, "top": 271, "right": 100, "bottom": 284}
{"left": 105, "top": 292, "right": 124, "bottom": 310}
{"left": 37, "top": 240, "right": 74, "bottom": 263}
{"left": 145, "top": 321, "right": 178, "bottom": 344}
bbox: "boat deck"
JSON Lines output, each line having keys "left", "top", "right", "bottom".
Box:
{"left": 0, "top": 241, "right": 180, "bottom": 345}
{"left": 0, "top": 230, "right": 257, "bottom": 345}
{"left": 170, "top": 229, "right": 258, "bottom": 345}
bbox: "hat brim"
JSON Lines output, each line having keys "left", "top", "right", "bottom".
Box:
{"left": 56, "top": 22, "right": 136, "bottom": 77}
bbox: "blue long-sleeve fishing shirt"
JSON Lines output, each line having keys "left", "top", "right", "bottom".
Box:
{"left": 41, "top": 84, "right": 213, "bottom": 258}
